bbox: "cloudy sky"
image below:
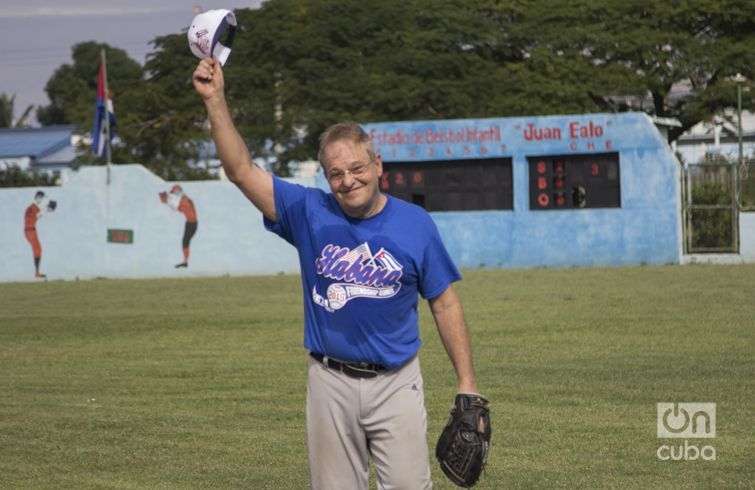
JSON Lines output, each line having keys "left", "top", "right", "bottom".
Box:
{"left": 0, "top": 1, "right": 263, "bottom": 124}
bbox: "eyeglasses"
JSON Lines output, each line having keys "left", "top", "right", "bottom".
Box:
{"left": 326, "top": 161, "right": 372, "bottom": 185}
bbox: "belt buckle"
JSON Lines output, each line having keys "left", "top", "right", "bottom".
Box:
{"left": 316, "top": 353, "right": 380, "bottom": 379}
{"left": 344, "top": 362, "right": 378, "bottom": 378}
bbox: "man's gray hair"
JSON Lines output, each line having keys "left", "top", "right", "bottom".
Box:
{"left": 318, "top": 122, "right": 377, "bottom": 167}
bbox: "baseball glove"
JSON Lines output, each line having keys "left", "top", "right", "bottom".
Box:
{"left": 47, "top": 200, "right": 57, "bottom": 211}
{"left": 436, "top": 394, "right": 491, "bottom": 487}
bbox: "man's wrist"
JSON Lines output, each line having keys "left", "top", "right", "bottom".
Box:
{"left": 457, "top": 380, "right": 479, "bottom": 395}
{"left": 203, "top": 94, "right": 227, "bottom": 111}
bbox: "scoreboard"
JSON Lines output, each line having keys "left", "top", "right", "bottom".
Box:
{"left": 528, "top": 152, "right": 621, "bottom": 210}
{"left": 378, "top": 153, "right": 619, "bottom": 212}
{"left": 380, "top": 158, "right": 513, "bottom": 211}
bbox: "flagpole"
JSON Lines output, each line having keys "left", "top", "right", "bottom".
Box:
{"left": 101, "top": 48, "right": 112, "bottom": 185}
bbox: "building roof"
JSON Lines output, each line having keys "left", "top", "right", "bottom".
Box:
{"left": 0, "top": 125, "right": 76, "bottom": 159}
{"left": 677, "top": 110, "right": 755, "bottom": 143}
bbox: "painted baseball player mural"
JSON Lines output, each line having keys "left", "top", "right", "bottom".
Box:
{"left": 23, "top": 190, "right": 56, "bottom": 278}
{"left": 193, "top": 58, "right": 488, "bottom": 488}
{"left": 159, "top": 185, "right": 198, "bottom": 268}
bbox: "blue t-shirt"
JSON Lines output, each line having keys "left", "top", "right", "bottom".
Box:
{"left": 264, "top": 177, "right": 461, "bottom": 369}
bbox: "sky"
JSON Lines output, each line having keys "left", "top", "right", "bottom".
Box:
{"left": 0, "top": 1, "right": 263, "bottom": 125}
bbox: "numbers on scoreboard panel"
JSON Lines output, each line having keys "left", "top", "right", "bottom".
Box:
{"left": 528, "top": 152, "right": 620, "bottom": 210}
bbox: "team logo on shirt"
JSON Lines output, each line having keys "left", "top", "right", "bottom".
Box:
{"left": 313, "top": 242, "right": 403, "bottom": 312}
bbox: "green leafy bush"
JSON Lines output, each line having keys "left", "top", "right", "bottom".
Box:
{"left": 0, "top": 166, "right": 57, "bottom": 188}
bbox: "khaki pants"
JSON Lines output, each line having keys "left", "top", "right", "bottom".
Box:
{"left": 306, "top": 355, "right": 432, "bottom": 490}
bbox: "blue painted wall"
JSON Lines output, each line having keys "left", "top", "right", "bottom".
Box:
{"left": 363, "top": 112, "right": 682, "bottom": 268}
{"left": 0, "top": 112, "right": 681, "bottom": 282}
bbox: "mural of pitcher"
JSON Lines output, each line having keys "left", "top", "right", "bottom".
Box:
{"left": 159, "top": 185, "right": 198, "bottom": 268}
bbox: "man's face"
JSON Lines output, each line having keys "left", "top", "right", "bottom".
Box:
{"left": 322, "top": 139, "right": 383, "bottom": 218}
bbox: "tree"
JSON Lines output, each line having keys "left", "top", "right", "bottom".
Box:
{"left": 113, "top": 32, "right": 216, "bottom": 179}
{"left": 225, "top": 0, "right": 540, "bottom": 165}
{"left": 0, "top": 93, "right": 34, "bottom": 128}
{"left": 520, "top": 0, "right": 755, "bottom": 140}
{"left": 37, "top": 42, "right": 142, "bottom": 129}
{"left": 40, "top": 0, "right": 755, "bottom": 172}
{"left": 35, "top": 41, "right": 215, "bottom": 179}
{"left": 216, "top": 0, "right": 751, "bottom": 160}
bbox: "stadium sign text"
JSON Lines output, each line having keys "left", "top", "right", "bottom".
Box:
{"left": 522, "top": 120, "right": 604, "bottom": 141}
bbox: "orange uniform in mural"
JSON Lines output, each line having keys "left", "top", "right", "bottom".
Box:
{"left": 23, "top": 191, "right": 56, "bottom": 278}
{"left": 178, "top": 195, "right": 198, "bottom": 223}
{"left": 24, "top": 202, "right": 42, "bottom": 259}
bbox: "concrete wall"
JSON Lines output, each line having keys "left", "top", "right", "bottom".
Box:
{"left": 738, "top": 212, "right": 755, "bottom": 262}
{"left": 7, "top": 112, "right": 740, "bottom": 283}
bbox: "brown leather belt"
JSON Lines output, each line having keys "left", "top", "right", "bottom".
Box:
{"left": 310, "top": 352, "right": 387, "bottom": 379}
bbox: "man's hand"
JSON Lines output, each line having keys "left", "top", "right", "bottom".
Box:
{"left": 192, "top": 58, "right": 224, "bottom": 102}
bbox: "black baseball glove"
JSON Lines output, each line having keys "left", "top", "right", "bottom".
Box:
{"left": 436, "top": 394, "right": 491, "bottom": 487}
{"left": 47, "top": 200, "right": 57, "bottom": 211}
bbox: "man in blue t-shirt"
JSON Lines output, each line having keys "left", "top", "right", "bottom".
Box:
{"left": 194, "top": 58, "right": 482, "bottom": 489}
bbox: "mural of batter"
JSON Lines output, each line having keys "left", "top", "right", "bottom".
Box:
{"left": 23, "top": 190, "right": 57, "bottom": 278}
{"left": 159, "top": 185, "right": 198, "bottom": 268}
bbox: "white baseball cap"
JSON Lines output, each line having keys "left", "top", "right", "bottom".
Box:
{"left": 188, "top": 9, "right": 237, "bottom": 65}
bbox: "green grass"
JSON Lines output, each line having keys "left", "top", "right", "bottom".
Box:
{"left": 1, "top": 265, "right": 753, "bottom": 489}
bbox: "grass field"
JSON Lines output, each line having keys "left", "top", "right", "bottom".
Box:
{"left": 1, "top": 265, "right": 753, "bottom": 489}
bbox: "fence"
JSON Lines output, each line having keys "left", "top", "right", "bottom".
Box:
{"left": 683, "top": 163, "right": 738, "bottom": 253}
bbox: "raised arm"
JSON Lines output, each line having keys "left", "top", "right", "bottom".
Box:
{"left": 428, "top": 284, "right": 479, "bottom": 395}
{"left": 192, "top": 58, "right": 276, "bottom": 221}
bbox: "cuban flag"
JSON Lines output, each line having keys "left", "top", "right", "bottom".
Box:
{"left": 91, "top": 61, "right": 116, "bottom": 157}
